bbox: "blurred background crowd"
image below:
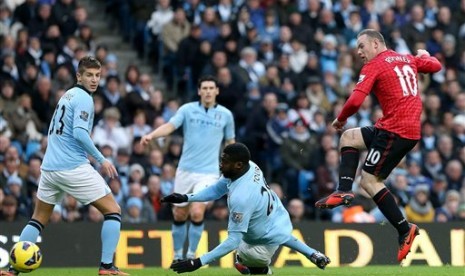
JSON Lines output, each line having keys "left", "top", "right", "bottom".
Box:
{"left": 0, "top": 0, "right": 465, "bottom": 225}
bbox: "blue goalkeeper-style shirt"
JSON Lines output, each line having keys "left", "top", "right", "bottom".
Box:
{"left": 169, "top": 102, "right": 235, "bottom": 174}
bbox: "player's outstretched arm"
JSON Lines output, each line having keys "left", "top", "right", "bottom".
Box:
{"left": 140, "top": 122, "right": 176, "bottom": 146}
{"left": 162, "top": 180, "right": 228, "bottom": 204}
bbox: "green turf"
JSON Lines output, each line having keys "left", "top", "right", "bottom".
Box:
{"left": 22, "top": 266, "right": 465, "bottom": 276}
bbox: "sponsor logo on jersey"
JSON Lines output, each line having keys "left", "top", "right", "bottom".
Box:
{"left": 232, "top": 212, "right": 243, "bottom": 223}
{"left": 80, "top": 111, "right": 89, "bottom": 121}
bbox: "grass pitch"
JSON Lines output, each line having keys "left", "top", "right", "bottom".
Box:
{"left": 25, "top": 266, "right": 464, "bottom": 275}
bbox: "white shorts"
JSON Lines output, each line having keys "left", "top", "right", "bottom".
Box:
{"left": 173, "top": 169, "right": 219, "bottom": 207}
{"left": 237, "top": 241, "right": 279, "bottom": 267}
{"left": 38, "top": 163, "right": 111, "bottom": 205}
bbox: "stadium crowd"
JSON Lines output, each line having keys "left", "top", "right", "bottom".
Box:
{"left": 0, "top": 0, "right": 465, "bottom": 224}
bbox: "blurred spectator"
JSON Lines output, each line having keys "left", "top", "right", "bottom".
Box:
{"left": 147, "top": 149, "right": 164, "bottom": 176}
{"left": 315, "top": 148, "right": 339, "bottom": 203}
{"left": 243, "top": 92, "right": 277, "bottom": 174}
{"left": 122, "top": 196, "right": 146, "bottom": 223}
{"left": 129, "top": 137, "right": 149, "bottom": 169}
{"left": 265, "top": 102, "right": 289, "bottom": 181}
{"left": 62, "top": 194, "right": 83, "bottom": 222}
{"left": 208, "top": 198, "right": 229, "bottom": 221}
{"left": 161, "top": 8, "right": 190, "bottom": 88}
{"left": 128, "top": 163, "right": 145, "bottom": 185}
{"left": 24, "top": 155, "right": 41, "bottom": 197}
{"left": 13, "top": 0, "right": 39, "bottom": 27}
{"left": 126, "top": 73, "right": 153, "bottom": 120}
{"left": 126, "top": 182, "right": 156, "bottom": 222}
{"left": 237, "top": 46, "right": 265, "bottom": 84}
{"left": 127, "top": 109, "right": 152, "bottom": 140}
{"left": 49, "top": 204, "right": 63, "bottom": 223}
{"left": 280, "top": 118, "right": 319, "bottom": 201}
{"left": 435, "top": 190, "right": 461, "bottom": 222}
{"left": 146, "top": 0, "right": 174, "bottom": 67}
{"left": 5, "top": 174, "right": 30, "bottom": 217}
{"left": 86, "top": 205, "right": 104, "bottom": 223}
{"left": 405, "top": 184, "right": 435, "bottom": 223}
{"left": 108, "top": 177, "right": 124, "bottom": 206}
{"left": 421, "top": 149, "right": 443, "bottom": 180}
{"left": 444, "top": 159, "right": 463, "bottom": 191}
{"left": 0, "top": 194, "right": 26, "bottom": 222}
{"left": 92, "top": 107, "right": 131, "bottom": 152}
{"left": 387, "top": 173, "right": 410, "bottom": 207}
{"left": 160, "top": 163, "right": 175, "bottom": 197}
{"left": 287, "top": 198, "right": 305, "bottom": 223}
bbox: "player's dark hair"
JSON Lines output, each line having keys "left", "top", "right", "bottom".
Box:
{"left": 358, "top": 29, "right": 385, "bottom": 45}
{"left": 77, "top": 56, "right": 101, "bottom": 75}
{"left": 223, "top": 143, "right": 251, "bottom": 164}
{"left": 198, "top": 75, "right": 218, "bottom": 89}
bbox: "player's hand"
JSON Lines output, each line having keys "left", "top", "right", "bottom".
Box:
{"left": 331, "top": 118, "right": 346, "bottom": 131}
{"left": 170, "top": 258, "right": 202, "bottom": 273}
{"left": 416, "top": 49, "right": 430, "bottom": 58}
{"left": 161, "top": 193, "right": 188, "bottom": 203}
{"left": 140, "top": 134, "right": 153, "bottom": 146}
{"left": 101, "top": 160, "right": 118, "bottom": 179}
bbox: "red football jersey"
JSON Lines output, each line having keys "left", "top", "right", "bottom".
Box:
{"left": 338, "top": 50, "right": 442, "bottom": 139}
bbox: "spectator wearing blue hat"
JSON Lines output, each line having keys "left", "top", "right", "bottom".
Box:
{"left": 123, "top": 197, "right": 145, "bottom": 223}
{"left": 6, "top": 174, "right": 31, "bottom": 217}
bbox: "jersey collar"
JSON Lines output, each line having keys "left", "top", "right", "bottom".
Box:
{"left": 75, "top": 84, "right": 92, "bottom": 95}
{"left": 198, "top": 101, "right": 218, "bottom": 111}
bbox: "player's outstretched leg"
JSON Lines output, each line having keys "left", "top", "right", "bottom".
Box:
{"left": 283, "top": 236, "right": 330, "bottom": 270}
{"left": 315, "top": 190, "right": 355, "bottom": 209}
{"left": 397, "top": 223, "right": 420, "bottom": 262}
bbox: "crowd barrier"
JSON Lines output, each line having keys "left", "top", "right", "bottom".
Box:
{"left": 0, "top": 222, "right": 463, "bottom": 268}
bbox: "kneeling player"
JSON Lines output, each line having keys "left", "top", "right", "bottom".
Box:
{"left": 162, "top": 143, "right": 330, "bottom": 274}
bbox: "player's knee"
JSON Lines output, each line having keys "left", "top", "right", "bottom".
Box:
{"left": 173, "top": 209, "right": 189, "bottom": 221}
{"left": 340, "top": 129, "right": 362, "bottom": 148}
{"left": 189, "top": 210, "right": 205, "bottom": 222}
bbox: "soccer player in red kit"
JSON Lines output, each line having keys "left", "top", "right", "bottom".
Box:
{"left": 315, "top": 29, "right": 442, "bottom": 262}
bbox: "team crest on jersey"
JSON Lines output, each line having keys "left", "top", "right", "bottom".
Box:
{"left": 357, "top": 74, "right": 366, "bottom": 84}
{"left": 80, "top": 111, "right": 89, "bottom": 121}
{"left": 232, "top": 212, "right": 243, "bottom": 223}
{"left": 214, "top": 113, "right": 222, "bottom": 121}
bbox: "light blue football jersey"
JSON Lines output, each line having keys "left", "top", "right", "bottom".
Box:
{"left": 169, "top": 102, "right": 235, "bottom": 174}
{"left": 41, "top": 85, "right": 95, "bottom": 171}
{"left": 227, "top": 161, "right": 293, "bottom": 245}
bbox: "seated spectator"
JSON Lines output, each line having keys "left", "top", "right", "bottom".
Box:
{"left": 405, "top": 184, "right": 435, "bottom": 223}
{"left": 435, "top": 190, "right": 461, "bottom": 222}
{"left": 92, "top": 107, "right": 131, "bottom": 152}
{"left": 86, "top": 205, "right": 104, "bottom": 223}
{"left": 0, "top": 194, "right": 27, "bottom": 222}
{"left": 5, "top": 175, "right": 30, "bottom": 217}
{"left": 208, "top": 198, "right": 229, "bottom": 221}
{"left": 127, "top": 182, "right": 156, "bottom": 222}
{"left": 49, "top": 204, "right": 63, "bottom": 223}
{"left": 62, "top": 194, "right": 83, "bottom": 222}
{"left": 128, "top": 163, "right": 146, "bottom": 185}
{"left": 123, "top": 197, "right": 146, "bottom": 223}
{"left": 287, "top": 198, "right": 305, "bottom": 223}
